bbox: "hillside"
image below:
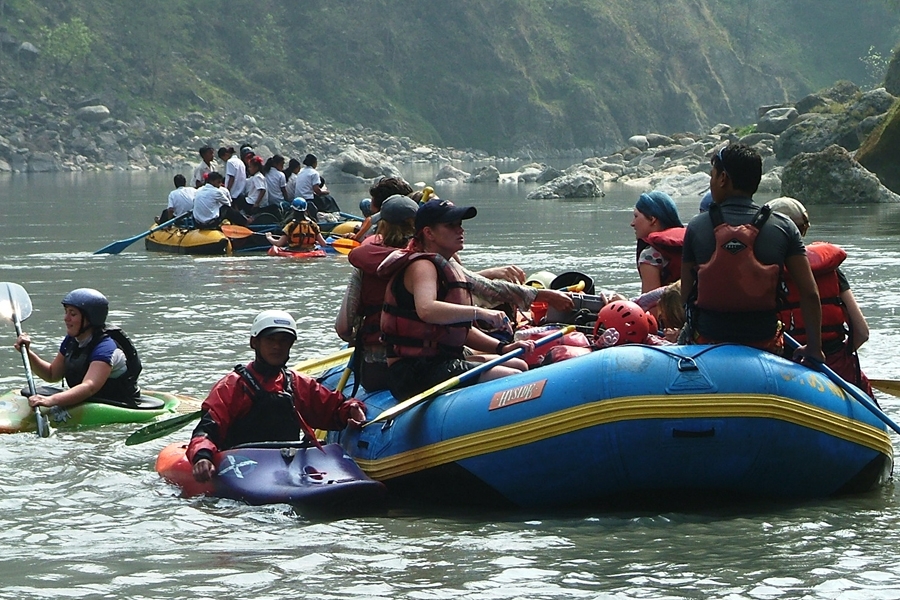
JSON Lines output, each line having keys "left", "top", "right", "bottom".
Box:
{"left": 0, "top": 0, "right": 898, "bottom": 155}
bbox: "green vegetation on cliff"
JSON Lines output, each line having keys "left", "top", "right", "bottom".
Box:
{"left": 1, "top": 0, "right": 898, "bottom": 153}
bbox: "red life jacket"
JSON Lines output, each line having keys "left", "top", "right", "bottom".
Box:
{"left": 379, "top": 251, "right": 473, "bottom": 359}
{"left": 347, "top": 239, "right": 396, "bottom": 346}
{"left": 287, "top": 219, "right": 319, "bottom": 250}
{"left": 695, "top": 204, "right": 781, "bottom": 313}
{"left": 778, "top": 241, "right": 847, "bottom": 344}
{"left": 638, "top": 227, "right": 685, "bottom": 285}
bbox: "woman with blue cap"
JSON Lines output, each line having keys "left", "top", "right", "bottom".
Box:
{"left": 631, "top": 190, "right": 684, "bottom": 293}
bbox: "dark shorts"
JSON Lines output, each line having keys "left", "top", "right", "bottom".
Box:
{"left": 387, "top": 356, "right": 479, "bottom": 400}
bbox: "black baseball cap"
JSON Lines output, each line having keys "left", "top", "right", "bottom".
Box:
{"left": 415, "top": 199, "right": 477, "bottom": 232}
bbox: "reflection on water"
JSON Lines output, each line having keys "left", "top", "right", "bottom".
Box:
{"left": 1, "top": 170, "right": 900, "bottom": 598}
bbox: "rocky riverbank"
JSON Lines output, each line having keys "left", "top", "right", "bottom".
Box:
{"left": 2, "top": 80, "right": 898, "bottom": 205}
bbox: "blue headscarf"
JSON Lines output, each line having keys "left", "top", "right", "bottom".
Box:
{"left": 635, "top": 191, "right": 683, "bottom": 229}
{"left": 699, "top": 191, "right": 713, "bottom": 213}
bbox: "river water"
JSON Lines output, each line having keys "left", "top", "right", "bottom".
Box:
{"left": 3, "top": 166, "right": 900, "bottom": 599}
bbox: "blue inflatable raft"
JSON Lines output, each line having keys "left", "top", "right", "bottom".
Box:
{"left": 323, "top": 344, "right": 893, "bottom": 509}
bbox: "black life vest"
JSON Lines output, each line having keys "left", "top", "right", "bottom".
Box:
{"left": 221, "top": 365, "right": 301, "bottom": 449}
{"left": 63, "top": 327, "right": 141, "bottom": 402}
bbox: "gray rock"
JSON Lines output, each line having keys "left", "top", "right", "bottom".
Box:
{"left": 757, "top": 168, "right": 782, "bottom": 193}
{"left": 627, "top": 135, "right": 649, "bottom": 151}
{"left": 757, "top": 107, "right": 799, "bottom": 135}
{"left": 795, "top": 94, "right": 827, "bottom": 115}
{"left": 645, "top": 133, "right": 675, "bottom": 147}
{"left": 76, "top": 105, "right": 111, "bottom": 122}
{"left": 535, "top": 165, "right": 563, "bottom": 183}
{"left": 435, "top": 164, "right": 470, "bottom": 182}
{"left": 17, "top": 42, "right": 39, "bottom": 60}
{"left": 781, "top": 144, "right": 900, "bottom": 204}
{"left": 757, "top": 103, "right": 792, "bottom": 119}
{"left": 847, "top": 88, "right": 896, "bottom": 118}
{"left": 709, "top": 123, "right": 732, "bottom": 135}
{"left": 0, "top": 158, "right": 10, "bottom": 172}
{"left": 319, "top": 148, "right": 401, "bottom": 184}
{"left": 739, "top": 132, "right": 777, "bottom": 146}
{"left": 774, "top": 113, "right": 845, "bottom": 162}
{"left": 465, "top": 165, "right": 500, "bottom": 183}
{"left": 526, "top": 171, "right": 604, "bottom": 199}
{"left": 26, "top": 152, "right": 58, "bottom": 172}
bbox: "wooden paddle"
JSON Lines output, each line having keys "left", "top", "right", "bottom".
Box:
{"left": 124, "top": 347, "right": 355, "bottom": 445}
{"left": 871, "top": 379, "right": 900, "bottom": 398}
{"left": 783, "top": 333, "right": 900, "bottom": 436}
{"left": 0, "top": 283, "right": 50, "bottom": 437}
{"left": 365, "top": 325, "right": 575, "bottom": 427}
{"left": 94, "top": 213, "right": 190, "bottom": 254}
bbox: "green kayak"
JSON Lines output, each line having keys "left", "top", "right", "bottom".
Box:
{"left": 0, "top": 385, "right": 200, "bottom": 434}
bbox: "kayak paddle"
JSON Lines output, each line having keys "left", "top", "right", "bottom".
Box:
{"left": 220, "top": 224, "right": 257, "bottom": 239}
{"left": 125, "top": 347, "right": 356, "bottom": 445}
{"left": 94, "top": 213, "right": 190, "bottom": 255}
{"left": 784, "top": 333, "right": 900, "bottom": 436}
{"left": 871, "top": 379, "right": 900, "bottom": 398}
{"left": 0, "top": 282, "right": 51, "bottom": 437}
{"left": 328, "top": 237, "right": 359, "bottom": 255}
{"left": 365, "top": 325, "right": 575, "bottom": 427}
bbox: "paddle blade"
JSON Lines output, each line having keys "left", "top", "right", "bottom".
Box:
{"left": 0, "top": 283, "right": 32, "bottom": 323}
{"left": 871, "top": 379, "right": 900, "bottom": 398}
{"left": 94, "top": 213, "right": 189, "bottom": 254}
{"left": 221, "top": 224, "right": 256, "bottom": 239}
{"left": 125, "top": 410, "right": 201, "bottom": 446}
{"left": 330, "top": 238, "right": 360, "bottom": 255}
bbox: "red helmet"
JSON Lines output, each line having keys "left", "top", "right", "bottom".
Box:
{"left": 645, "top": 312, "right": 659, "bottom": 334}
{"left": 594, "top": 300, "right": 649, "bottom": 345}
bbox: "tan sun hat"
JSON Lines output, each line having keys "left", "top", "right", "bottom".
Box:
{"left": 765, "top": 197, "right": 809, "bottom": 232}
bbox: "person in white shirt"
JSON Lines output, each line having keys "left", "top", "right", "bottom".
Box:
{"left": 192, "top": 172, "right": 248, "bottom": 228}
{"left": 284, "top": 158, "right": 302, "bottom": 200}
{"left": 191, "top": 147, "right": 216, "bottom": 188}
{"left": 264, "top": 155, "right": 288, "bottom": 207}
{"left": 219, "top": 146, "right": 247, "bottom": 210}
{"left": 157, "top": 174, "right": 196, "bottom": 223}
{"left": 244, "top": 155, "right": 270, "bottom": 215}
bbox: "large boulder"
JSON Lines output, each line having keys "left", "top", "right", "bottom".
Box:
{"left": 465, "top": 165, "right": 500, "bottom": 183}
{"left": 757, "top": 107, "right": 799, "bottom": 135}
{"left": 856, "top": 98, "right": 900, "bottom": 194}
{"left": 318, "top": 148, "right": 401, "bottom": 184}
{"left": 435, "top": 164, "right": 470, "bottom": 184}
{"left": 526, "top": 166, "right": 605, "bottom": 199}
{"left": 76, "top": 105, "right": 111, "bottom": 122}
{"left": 781, "top": 144, "right": 900, "bottom": 204}
{"left": 26, "top": 151, "right": 58, "bottom": 172}
{"left": 885, "top": 46, "right": 900, "bottom": 97}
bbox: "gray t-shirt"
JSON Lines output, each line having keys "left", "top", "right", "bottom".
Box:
{"left": 683, "top": 196, "right": 806, "bottom": 342}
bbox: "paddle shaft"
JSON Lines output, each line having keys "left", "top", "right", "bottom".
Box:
{"left": 365, "top": 325, "right": 575, "bottom": 427}
{"left": 94, "top": 212, "right": 190, "bottom": 254}
{"left": 11, "top": 312, "right": 49, "bottom": 437}
{"left": 784, "top": 333, "right": 900, "bottom": 436}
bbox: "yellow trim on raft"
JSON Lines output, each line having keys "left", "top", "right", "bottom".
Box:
{"left": 356, "top": 393, "right": 893, "bottom": 480}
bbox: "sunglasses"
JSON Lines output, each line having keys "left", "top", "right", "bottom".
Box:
{"left": 712, "top": 146, "right": 730, "bottom": 179}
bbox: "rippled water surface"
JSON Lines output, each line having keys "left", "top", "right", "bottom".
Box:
{"left": 3, "top": 168, "right": 900, "bottom": 599}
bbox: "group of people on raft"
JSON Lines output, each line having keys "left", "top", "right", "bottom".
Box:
{"left": 13, "top": 141, "right": 874, "bottom": 484}
{"left": 160, "top": 146, "right": 343, "bottom": 238}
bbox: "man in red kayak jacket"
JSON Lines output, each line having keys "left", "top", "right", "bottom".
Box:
{"left": 681, "top": 143, "right": 824, "bottom": 363}
{"left": 187, "top": 310, "right": 365, "bottom": 482}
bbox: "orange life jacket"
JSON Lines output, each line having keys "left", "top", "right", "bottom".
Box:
{"left": 695, "top": 204, "right": 781, "bottom": 313}
{"left": 778, "top": 241, "right": 847, "bottom": 344}
{"left": 287, "top": 219, "right": 319, "bottom": 250}
{"left": 379, "top": 251, "right": 474, "bottom": 359}
{"left": 638, "top": 227, "right": 685, "bottom": 285}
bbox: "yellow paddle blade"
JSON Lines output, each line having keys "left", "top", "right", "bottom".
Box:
{"left": 330, "top": 238, "right": 360, "bottom": 255}
{"left": 565, "top": 280, "right": 586, "bottom": 293}
{"left": 220, "top": 224, "right": 256, "bottom": 239}
{"left": 871, "top": 379, "right": 900, "bottom": 398}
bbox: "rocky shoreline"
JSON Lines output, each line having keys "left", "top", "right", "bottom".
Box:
{"left": 2, "top": 80, "right": 898, "bottom": 205}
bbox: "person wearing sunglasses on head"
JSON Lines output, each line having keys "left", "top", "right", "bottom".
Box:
{"left": 680, "top": 143, "right": 824, "bottom": 364}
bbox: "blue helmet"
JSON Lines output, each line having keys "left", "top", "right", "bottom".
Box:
{"left": 62, "top": 288, "right": 108, "bottom": 330}
{"left": 359, "top": 198, "right": 373, "bottom": 217}
{"left": 291, "top": 198, "right": 307, "bottom": 212}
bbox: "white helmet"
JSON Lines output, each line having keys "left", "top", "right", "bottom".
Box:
{"left": 250, "top": 310, "right": 297, "bottom": 339}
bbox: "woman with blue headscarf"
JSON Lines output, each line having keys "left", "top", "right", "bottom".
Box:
{"left": 631, "top": 190, "right": 684, "bottom": 293}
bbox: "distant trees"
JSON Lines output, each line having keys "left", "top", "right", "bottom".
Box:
{"left": 39, "top": 17, "right": 93, "bottom": 75}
